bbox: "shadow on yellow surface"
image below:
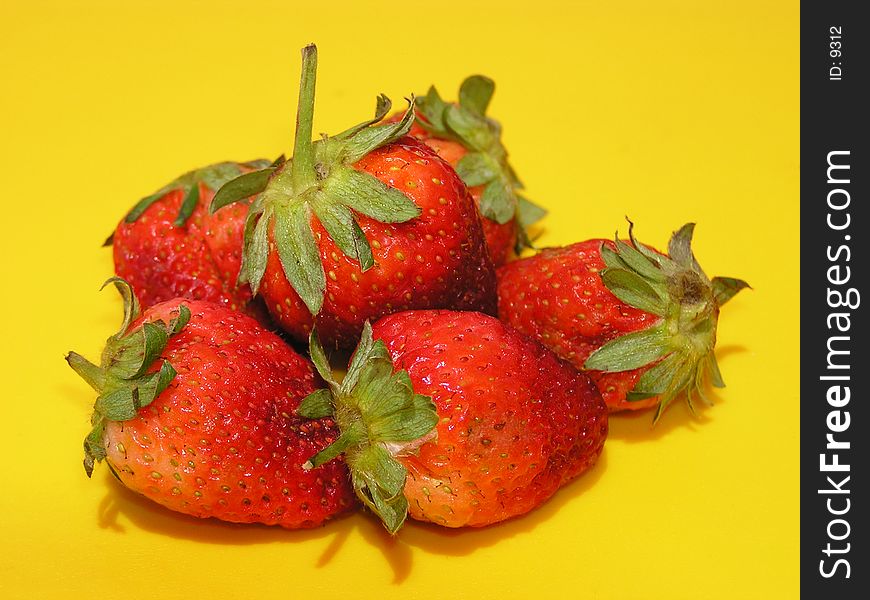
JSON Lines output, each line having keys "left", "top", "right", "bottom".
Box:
{"left": 96, "top": 449, "right": 609, "bottom": 583}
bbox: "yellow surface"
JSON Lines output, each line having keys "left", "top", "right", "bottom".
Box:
{"left": 0, "top": 1, "right": 798, "bottom": 598}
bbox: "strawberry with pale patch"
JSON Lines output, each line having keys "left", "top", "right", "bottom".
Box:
{"left": 497, "top": 222, "right": 750, "bottom": 420}
{"left": 211, "top": 46, "right": 497, "bottom": 350}
{"left": 110, "top": 160, "right": 272, "bottom": 312}
{"left": 299, "top": 311, "right": 607, "bottom": 532}
{"left": 66, "top": 278, "right": 354, "bottom": 528}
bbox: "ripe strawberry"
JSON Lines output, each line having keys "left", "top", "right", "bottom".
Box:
{"left": 299, "top": 311, "right": 607, "bottom": 532}
{"left": 211, "top": 46, "right": 497, "bottom": 350}
{"left": 66, "top": 278, "right": 355, "bottom": 528}
{"left": 497, "top": 222, "right": 750, "bottom": 420}
{"left": 109, "top": 160, "right": 271, "bottom": 312}
{"left": 402, "top": 75, "right": 547, "bottom": 265}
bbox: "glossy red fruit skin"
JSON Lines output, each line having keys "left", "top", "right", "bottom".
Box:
{"left": 112, "top": 184, "right": 252, "bottom": 312}
{"left": 371, "top": 310, "right": 607, "bottom": 528}
{"left": 103, "top": 299, "right": 355, "bottom": 528}
{"left": 403, "top": 119, "right": 517, "bottom": 266}
{"left": 497, "top": 240, "right": 662, "bottom": 411}
{"left": 260, "top": 137, "right": 498, "bottom": 349}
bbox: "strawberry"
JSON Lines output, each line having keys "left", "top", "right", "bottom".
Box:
{"left": 497, "top": 222, "right": 750, "bottom": 420}
{"left": 403, "top": 75, "right": 547, "bottom": 265}
{"left": 109, "top": 160, "right": 271, "bottom": 312}
{"left": 210, "top": 46, "right": 497, "bottom": 349}
{"left": 66, "top": 278, "right": 355, "bottom": 528}
{"left": 299, "top": 311, "right": 607, "bottom": 532}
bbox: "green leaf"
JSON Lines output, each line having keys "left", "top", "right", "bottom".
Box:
{"left": 132, "top": 321, "right": 171, "bottom": 378}
{"left": 454, "top": 152, "right": 498, "bottom": 187}
{"left": 169, "top": 305, "right": 191, "bottom": 335}
{"left": 628, "top": 352, "right": 681, "bottom": 398}
{"left": 352, "top": 349, "right": 400, "bottom": 413}
{"left": 332, "top": 94, "right": 392, "bottom": 141}
{"left": 240, "top": 206, "right": 272, "bottom": 294}
{"left": 307, "top": 329, "right": 336, "bottom": 386}
{"left": 83, "top": 419, "right": 107, "bottom": 477}
{"left": 600, "top": 244, "right": 631, "bottom": 271}
{"left": 298, "top": 389, "right": 336, "bottom": 419}
{"left": 458, "top": 75, "right": 495, "bottom": 117}
{"left": 478, "top": 179, "right": 516, "bottom": 224}
{"left": 653, "top": 363, "right": 696, "bottom": 423}
{"left": 444, "top": 104, "right": 494, "bottom": 152}
{"left": 323, "top": 166, "right": 421, "bottom": 223}
{"left": 343, "top": 321, "right": 377, "bottom": 391}
{"left": 94, "top": 386, "right": 138, "bottom": 421}
{"left": 173, "top": 183, "right": 200, "bottom": 227}
{"left": 516, "top": 196, "right": 547, "bottom": 228}
{"left": 707, "top": 353, "right": 726, "bottom": 388}
{"left": 351, "top": 359, "right": 435, "bottom": 443}
{"left": 514, "top": 225, "right": 533, "bottom": 253}
{"left": 305, "top": 424, "right": 364, "bottom": 469}
{"left": 124, "top": 190, "right": 168, "bottom": 223}
{"left": 668, "top": 223, "right": 705, "bottom": 274}
{"left": 351, "top": 219, "right": 374, "bottom": 272}
{"left": 134, "top": 360, "right": 177, "bottom": 408}
{"left": 340, "top": 97, "right": 416, "bottom": 165}
{"left": 351, "top": 445, "right": 410, "bottom": 535}
{"left": 626, "top": 219, "right": 665, "bottom": 266}
{"left": 711, "top": 276, "right": 751, "bottom": 306}
{"left": 693, "top": 364, "right": 716, "bottom": 405}
{"left": 273, "top": 203, "right": 326, "bottom": 315}
{"left": 310, "top": 192, "right": 374, "bottom": 270}
{"left": 415, "top": 85, "right": 449, "bottom": 135}
{"left": 65, "top": 352, "right": 105, "bottom": 392}
{"left": 600, "top": 268, "right": 667, "bottom": 316}
{"left": 209, "top": 167, "right": 275, "bottom": 214}
{"left": 613, "top": 239, "right": 667, "bottom": 283}
{"left": 101, "top": 277, "right": 140, "bottom": 339}
{"left": 368, "top": 393, "right": 439, "bottom": 443}
{"left": 584, "top": 325, "right": 671, "bottom": 372}
{"left": 198, "top": 162, "right": 245, "bottom": 191}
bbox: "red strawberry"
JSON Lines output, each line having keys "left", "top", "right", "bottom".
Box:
{"left": 497, "top": 222, "right": 750, "bottom": 420}
{"left": 66, "top": 278, "right": 355, "bottom": 528}
{"left": 402, "top": 75, "right": 547, "bottom": 265}
{"left": 211, "top": 46, "right": 497, "bottom": 350}
{"left": 300, "top": 311, "right": 607, "bottom": 532}
{"left": 110, "top": 160, "right": 271, "bottom": 312}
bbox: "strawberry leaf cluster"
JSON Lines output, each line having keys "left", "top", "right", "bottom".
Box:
{"left": 416, "top": 75, "right": 545, "bottom": 249}
{"left": 66, "top": 278, "right": 190, "bottom": 475}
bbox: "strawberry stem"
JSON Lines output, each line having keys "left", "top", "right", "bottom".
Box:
{"left": 291, "top": 44, "right": 318, "bottom": 193}
{"left": 300, "top": 323, "right": 438, "bottom": 533}
{"left": 585, "top": 222, "right": 749, "bottom": 422}
{"left": 213, "top": 46, "right": 422, "bottom": 314}
{"left": 68, "top": 278, "right": 190, "bottom": 475}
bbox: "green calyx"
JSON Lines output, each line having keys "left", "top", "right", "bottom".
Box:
{"left": 297, "top": 322, "right": 438, "bottom": 534}
{"left": 416, "top": 75, "right": 545, "bottom": 251}
{"left": 209, "top": 44, "right": 422, "bottom": 315}
{"left": 65, "top": 277, "right": 190, "bottom": 476}
{"left": 583, "top": 222, "right": 750, "bottom": 422}
{"left": 104, "top": 159, "right": 271, "bottom": 246}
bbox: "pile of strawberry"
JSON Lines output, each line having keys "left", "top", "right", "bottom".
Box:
{"left": 67, "top": 45, "right": 748, "bottom": 533}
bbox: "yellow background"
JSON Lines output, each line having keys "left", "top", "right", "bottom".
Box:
{"left": 0, "top": 1, "right": 798, "bottom": 598}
